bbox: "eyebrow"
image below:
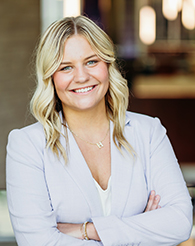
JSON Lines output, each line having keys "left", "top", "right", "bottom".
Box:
{"left": 60, "top": 54, "right": 98, "bottom": 65}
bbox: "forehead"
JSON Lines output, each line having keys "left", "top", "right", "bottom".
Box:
{"left": 63, "top": 35, "right": 95, "bottom": 60}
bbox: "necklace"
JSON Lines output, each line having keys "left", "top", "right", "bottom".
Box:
{"left": 62, "top": 123, "right": 109, "bottom": 149}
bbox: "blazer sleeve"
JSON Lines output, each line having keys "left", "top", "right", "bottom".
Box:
{"left": 92, "top": 118, "right": 193, "bottom": 246}
{"left": 6, "top": 129, "right": 102, "bottom": 246}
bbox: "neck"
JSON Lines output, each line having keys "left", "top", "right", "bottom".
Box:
{"left": 62, "top": 104, "right": 109, "bottom": 133}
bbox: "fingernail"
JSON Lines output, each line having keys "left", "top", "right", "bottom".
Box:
{"left": 151, "top": 190, "right": 155, "bottom": 195}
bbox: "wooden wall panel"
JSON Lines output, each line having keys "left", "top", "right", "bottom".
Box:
{"left": 129, "top": 98, "right": 195, "bottom": 163}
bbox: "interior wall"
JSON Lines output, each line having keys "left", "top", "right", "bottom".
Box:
{"left": 0, "top": 0, "right": 40, "bottom": 189}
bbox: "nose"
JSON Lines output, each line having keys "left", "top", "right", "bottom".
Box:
{"left": 74, "top": 66, "right": 90, "bottom": 83}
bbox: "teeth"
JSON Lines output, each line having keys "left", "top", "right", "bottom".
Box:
{"left": 74, "top": 86, "right": 93, "bottom": 93}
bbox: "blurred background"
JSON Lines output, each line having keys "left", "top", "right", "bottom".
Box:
{"left": 0, "top": 0, "right": 195, "bottom": 245}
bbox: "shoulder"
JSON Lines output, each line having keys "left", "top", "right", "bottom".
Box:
{"left": 8, "top": 121, "right": 45, "bottom": 141}
{"left": 7, "top": 122, "right": 46, "bottom": 157}
{"left": 126, "top": 111, "right": 160, "bottom": 126}
{"left": 125, "top": 111, "right": 166, "bottom": 139}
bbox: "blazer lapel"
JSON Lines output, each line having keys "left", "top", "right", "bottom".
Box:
{"left": 110, "top": 120, "right": 135, "bottom": 217}
{"left": 58, "top": 112, "right": 135, "bottom": 218}
{"left": 59, "top": 126, "right": 103, "bottom": 217}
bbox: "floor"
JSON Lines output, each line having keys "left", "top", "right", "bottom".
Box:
{"left": 0, "top": 244, "right": 17, "bottom": 246}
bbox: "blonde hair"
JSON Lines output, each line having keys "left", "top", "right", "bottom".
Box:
{"left": 30, "top": 15, "right": 133, "bottom": 162}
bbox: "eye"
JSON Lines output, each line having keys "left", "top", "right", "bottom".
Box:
{"left": 87, "top": 60, "right": 98, "bottom": 66}
{"left": 61, "top": 66, "right": 72, "bottom": 71}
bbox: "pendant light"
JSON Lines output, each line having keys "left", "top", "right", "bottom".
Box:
{"left": 63, "top": 0, "right": 81, "bottom": 17}
{"left": 162, "top": 0, "right": 178, "bottom": 20}
{"left": 182, "top": 0, "right": 195, "bottom": 30}
{"left": 139, "top": 6, "right": 156, "bottom": 45}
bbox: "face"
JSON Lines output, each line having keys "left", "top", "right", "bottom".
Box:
{"left": 53, "top": 35, "right": 109, "bottom": 114}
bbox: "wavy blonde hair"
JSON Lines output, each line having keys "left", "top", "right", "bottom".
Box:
{"left": 30, "top": 15, "right": 133, "bottom": 162}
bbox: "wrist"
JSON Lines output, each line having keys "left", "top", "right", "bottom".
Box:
{"left": 81, "top": 221, "right": 89, "bottom": 240}
{"left": 87, "top": 222, "right": 100, "bottom": 241}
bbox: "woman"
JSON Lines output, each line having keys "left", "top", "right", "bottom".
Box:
{"left": 6, "top": 16, "right": 192, "bottom": 246}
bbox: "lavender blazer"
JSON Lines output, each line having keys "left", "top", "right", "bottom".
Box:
{"left": 6, "top": 111, "right": 192, "bottom": 246}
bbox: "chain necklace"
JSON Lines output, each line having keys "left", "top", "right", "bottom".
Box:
{"left": 62, "top": 123, "right": 109, "bottom": 149}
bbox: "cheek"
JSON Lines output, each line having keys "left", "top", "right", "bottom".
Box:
{"left": 98, "top": 64, "right": 109, "bottom": 85}
{"left": 103, "top": 70, "right": 109, "bottom": 90}
{"left": 53, "top": 73, "right": 70, "bottom": 91}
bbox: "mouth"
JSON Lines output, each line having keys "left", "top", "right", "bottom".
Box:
{"left": 72, "top": 85, "right": 96, "bottom": 94}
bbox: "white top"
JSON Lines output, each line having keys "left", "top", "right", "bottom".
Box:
{"left": 94, "top": 177, "right": 112, "bottom": 216}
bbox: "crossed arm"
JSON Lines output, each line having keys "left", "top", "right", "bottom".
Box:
{"left": 57, "top": 190, "right": 161, "bottom": 241}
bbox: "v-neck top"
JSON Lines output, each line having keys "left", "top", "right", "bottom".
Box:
{"left": 94, "top": 177, "right": 112, "bottom": 216}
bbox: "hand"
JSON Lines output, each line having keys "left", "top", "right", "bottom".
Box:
{"left": 57, "top": 222, "right": 101, "bottom": 241}
{"left": 144, "top": 190, "right": 161, "bottom": 212}
{"left": 57, "top": 223, "right": 83, "bottom": 239}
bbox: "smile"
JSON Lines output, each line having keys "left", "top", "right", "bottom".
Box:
{"left": 73, "top": 86, "right": 95, "bottom": 93}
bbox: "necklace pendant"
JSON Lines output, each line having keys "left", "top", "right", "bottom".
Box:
{"left": 96, "top": 142, "right": 103, "bottom": 149}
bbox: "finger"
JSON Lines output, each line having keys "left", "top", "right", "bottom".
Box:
{"left": 150, "top": 195, "right": 161, "bottom": 210}
{"left": 145, "top": 190, "right": 156, "bottom": 212}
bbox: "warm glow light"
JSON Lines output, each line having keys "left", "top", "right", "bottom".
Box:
{"left": 162, "top": 0, "right": 178, "bottom": 20}
{"left": 177, "top": 0, "right": 183, "bottom": 11}
{"left": 63, "top": 0, "right": 81, "bottom": 17}
{"left": 182, "top": 0, "right": 195, "bottom": 30}
{"left": 139, "top": 6, "right": 156, "bottom": 45}
{"left": 192, "top": 0, "right": 195, "bottom": 7}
